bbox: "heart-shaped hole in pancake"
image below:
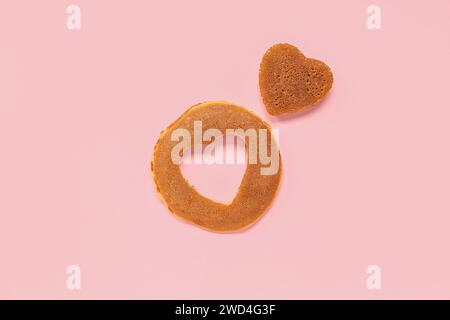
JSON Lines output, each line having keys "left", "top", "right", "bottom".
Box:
{"left": 259, "top": 43, "right": 333, "bottom": 116}
{"left": 180, "top": 134, "right": 247, "bottom": 205}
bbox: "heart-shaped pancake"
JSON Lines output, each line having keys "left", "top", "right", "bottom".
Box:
{"left": 259, "top": 43, "right": 333, "bottom": 116}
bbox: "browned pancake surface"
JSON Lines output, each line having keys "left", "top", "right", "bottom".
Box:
{"left": 259, "top": 43, "right": 333, "bottom": 116}
{"left": 151, "top": 101, "right": 282, "bottom": 232}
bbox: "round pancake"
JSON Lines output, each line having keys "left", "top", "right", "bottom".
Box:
{"left": 151, "top": 101, "right": 282, "bottom": 232}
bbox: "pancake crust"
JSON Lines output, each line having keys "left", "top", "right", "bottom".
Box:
{"left": 151, "top": 101, "right": 282, "bottom": 232}
{"left": 259, "top": 43, "right": 333, "bottom": 116}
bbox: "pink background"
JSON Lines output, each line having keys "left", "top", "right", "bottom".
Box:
{"left": 1, "top": 0, "right": 450, "bottom": 299}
